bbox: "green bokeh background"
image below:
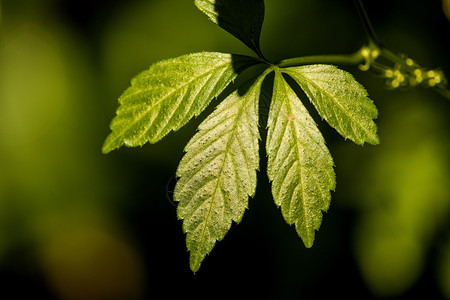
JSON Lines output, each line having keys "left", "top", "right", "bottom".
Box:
{"left": 1, "top": 0, "right": 449, "bottom": 299}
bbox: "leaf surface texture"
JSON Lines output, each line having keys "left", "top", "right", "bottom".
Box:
{"left": 103, "top": 52, "right": 257, "bottom": 153}
{"left": 284, "top": 65, "right": 379, "bottom": 145}
{"left": 266, "top": 70, "right": 336, "bottom": 247}
{"left": 174, "top": 74, "right": 266, "bottom": 272}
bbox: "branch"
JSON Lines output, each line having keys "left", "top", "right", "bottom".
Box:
{"left": 276, "top": 50, "right": 364, "bottom": 68}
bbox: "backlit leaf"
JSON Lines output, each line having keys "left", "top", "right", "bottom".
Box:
{"left": 284, "top": 65, "right": 379, "bottom": 145}
{"left": 267, "top": 69, "right": 335, "bottom": 247}
{"left": 102, "top": 52, "right": 258, "bottom": 153}
{"left": 174, "top": 73, "right": 267, "bottom": 272}
{"left": 194, "top": 0, "right": 265, "bottom": 57}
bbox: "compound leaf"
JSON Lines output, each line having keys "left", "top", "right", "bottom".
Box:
{"left": 284, "top": 65, "right": 379, "bottom": 145}
{"left": 103, "top": 52, "right": 258, "bottom": 153}
{"left": 195, "top": 0, "right": 265, "bottom": 57}
{"left": 174, "top": 73, "right": 267, "bottom": 272}
{"left": 267, "top": 70, "right": 335, "bottom": 248}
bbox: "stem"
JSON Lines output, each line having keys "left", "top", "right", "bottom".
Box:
{"left": 354, "top": 0, "right": 383, "bottom": 46}
{"left": 435, "top": 85, "right": 450, "bottom": 100}
{"left": 255, "top": 48, "right": 269, "bottom": 64}
{"left": 276, "top": 49, "right": 364, "bottom": 68}
{"left": 273, "top": 1, "right": 450, "bottom": 101}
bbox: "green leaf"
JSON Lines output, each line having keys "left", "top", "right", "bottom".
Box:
{"left": 283, "top": 65, "right": 379, "bottom": 145}
{"left": 102, "top": 52, "right": 258, "bottom": 153}
{"left": 174, "top": 73, "right": 267, "bottom": 272}
{"left": 194, "top": 0, "right": 265, "bottom": 58}
{"left": 266, "top": 69, "right": 336, "bottom": 248}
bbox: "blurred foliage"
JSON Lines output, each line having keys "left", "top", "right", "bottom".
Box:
{"left": 335, "top": 93, "right": 450, "bottom": 297}
{"left": 0, "top": 1, "right": 146, "bottom": 298}
{"left": 0, "top": 0, "right": 449, "bottom": 299}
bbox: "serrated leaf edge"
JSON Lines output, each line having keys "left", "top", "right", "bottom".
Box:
{"left": 267, "top": 68, "right": 336, "bottom": 248}
{"left": 283, "top": 65, "right": 379, "bottom": 145}
{"left": 102, "top": 52, "right": 259, "bottom": 154}
{"left": 174, "top": 70, "right": 269, "bottom": 272}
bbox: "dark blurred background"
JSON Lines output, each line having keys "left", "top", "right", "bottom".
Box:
{"left": 1, "top": 0, "right": 449, "bottom": 299}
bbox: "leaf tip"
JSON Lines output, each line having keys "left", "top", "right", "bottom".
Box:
{"left": 304, "top": 240, "right": 314, "bottom": 249}
{"left": 358, "top": 133, "right": 380, "bottom": 146}
{"left": 299, "top": 228, "right": 315, "bottom": 248}
{"left": 101, "top": 147, "right": 111, "bottom": 155}
{"left": 371, "top": 133, "right": 381, "bottom": 145}
{"left": 295, "top": 220, "right": 319, "bottom": 249}
{"left": 190, "top": 262, "right": 201, "bottom": 274}
{"left": 101, "top": 140, "right": 113, "bottom": 154}
{"left": 189, "top": 252, "right": 205, "bottom": 274}
{"left": 101, "top": 133, "right": 121, "bottom": 154}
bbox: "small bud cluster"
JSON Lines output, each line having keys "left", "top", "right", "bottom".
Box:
{"left": 359, "top": 46, "right": 380, "bottom": 71}
{"left": 359, "top": 47, "right": 448, "bottom": 91}
{"left": 383, "top": 56, "right": 447, "bottom": 89}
